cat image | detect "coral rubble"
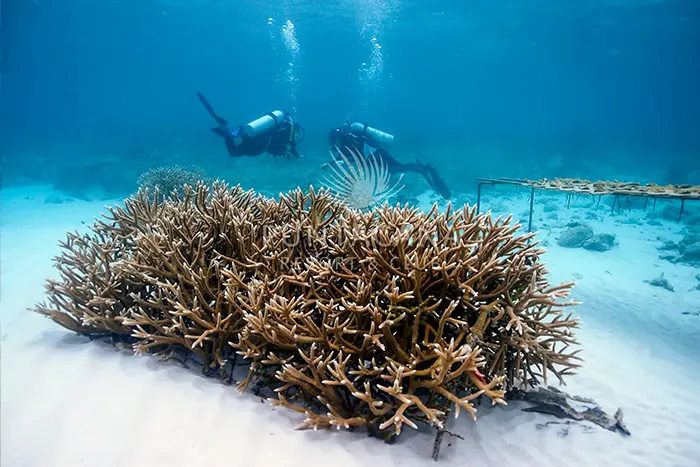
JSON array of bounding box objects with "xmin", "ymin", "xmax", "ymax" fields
[
  {"xmin": 32, "ymin": 183, "xmax": 582, "ymax": 443},
  {"xmin": 679, "ymin": 235, "xmax": 700, "ymax": 264},
  {"xmin": 656, "ymin": 234, "xmax": 700, "ymax": 266},
  {"xmin": 644, "ymin": 273, "xmax": 675, "ymax": 292}
]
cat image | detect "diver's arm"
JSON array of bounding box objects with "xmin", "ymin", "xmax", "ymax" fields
[
  {"xmin": 262, "ymin": 121, "xmax": 301, "ymax": 158},
  {"xmin": 289, "ymin": 144, "xmax": 304, "ymax": 158}
]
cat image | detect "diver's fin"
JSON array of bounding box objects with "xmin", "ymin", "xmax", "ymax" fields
[
  {"xmin": 412, "ymin": 155, "xmax": 450, "ymax": 199},
  {"xmin": 424, "ymin": 164, "xmax": 452, "ymax": 199},
  {"xmin": 197, "ymin": 92, "xmax": 228, "ymax": 128},
  {"xmin": 421, "ymin": 169, "xmax": 440, "ymax": 194}
]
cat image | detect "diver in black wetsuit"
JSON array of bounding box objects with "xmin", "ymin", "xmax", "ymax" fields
[
  {"xmin": 325, "ymin": 122, "xmax": 452, "ymax": 199},
  {"xmin": 197, "ymin": 92, "xmax": 304, "ymax": 158}
]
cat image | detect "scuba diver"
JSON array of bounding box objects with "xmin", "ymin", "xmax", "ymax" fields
[
  {"xmin": 197, "ymin": 92, "xmax": 304, "ymax": 158},
  {"xmin": 325, "ymin": 121, "xmax": 452, "ymax": 199}
]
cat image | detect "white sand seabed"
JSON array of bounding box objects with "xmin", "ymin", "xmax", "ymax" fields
[{"xmin": 2, "ymin": 185, "xmax": 700, "ymax": 467}]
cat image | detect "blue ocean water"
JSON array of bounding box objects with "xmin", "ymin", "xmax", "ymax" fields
[
  {"xmin": 4, "ymin": 4, "xmax": 700, "ymax": 465},
  {"xmin": 3, "ymin": 0, "xmax": 700, "ymax": 199}
]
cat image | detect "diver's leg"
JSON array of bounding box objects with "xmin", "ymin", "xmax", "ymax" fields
[
  {"xmin": 423, "ymin": 164, "xmax": 452, "ymax": 199},
  {"xmin": 390, "ymin": 161, "xmax": 452, "ymax": 199},
  {"xmin": 196, "ymin": 92, "xmax": 229, "ymax": 128},
  {"xmin": 197, "ymin": 92, "xmax": 245, "ymax": 157},
  {"xmin": 211, "ymin": 127, "xmax": 243, "ymax": 157}
]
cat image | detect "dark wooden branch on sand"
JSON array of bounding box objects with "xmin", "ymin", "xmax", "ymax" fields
[
  {"xmin": 508, "ymin": 386, "xmax": 630, "ymax": 436},
  {"xmin": 431, "ymin": 408, "xmax": 465, "ymax": 462}
]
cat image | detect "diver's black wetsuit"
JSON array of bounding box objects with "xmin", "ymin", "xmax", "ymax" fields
[
  {"xmin": 327, "ymin": 125, "xmax": 452, "ymax": 199},
  {"xmin": 197, "ymin": 92, "xmax": 302, "ymax": 158}
]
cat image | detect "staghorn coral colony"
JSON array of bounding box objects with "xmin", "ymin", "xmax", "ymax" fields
[{"xmin": 33, "ymin": 183, "xmax": 582, "ymax": 442}]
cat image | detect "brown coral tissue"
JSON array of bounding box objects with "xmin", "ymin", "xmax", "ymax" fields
[{"xmin": 33, "ymin": 182, "xmax": 582, "ymax": 442}]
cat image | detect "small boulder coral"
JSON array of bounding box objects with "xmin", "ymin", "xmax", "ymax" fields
[
  {"xmin": 557, "ymin": 223, "xmax": 594, "ymax": 248},
  {"xmin": 583, "ymin": 234, "xmax": 617, "ymax": 252},
  {"xmin": 33, "ymin": 183, "xmax": 582, "ymax": 442}
]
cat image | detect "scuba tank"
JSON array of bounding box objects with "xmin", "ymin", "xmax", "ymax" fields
[
  {"xmin": 242, "ymin": 110, "xmax": 286, "ymax": 137},
  {"xmin": 349, "ymin": 122, "xmax": 394, "ymax": 144}
]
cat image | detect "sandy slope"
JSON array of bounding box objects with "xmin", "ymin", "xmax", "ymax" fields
[{"xmin": 2, "ymin": 186, "xmax": 699, "ymax": 467}]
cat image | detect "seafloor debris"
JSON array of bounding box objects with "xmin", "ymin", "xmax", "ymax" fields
[
  {"xmin": 656, "ymin": 235, "xmax": 700, "ymax": 265},
  {"xmin": 507, "ymin": 386, "xmax": 630, "ymax": 436},
  {"xmin": 657, "ymin": 238, "xmax": 679, "ymax": 251},
  {"xmin": 31, "ymin": 181, "xmax": 584, "ymax": 456},
  {"xmin": 644, "ymin": 273, "xmax": 675, "ymax": 292},
  {"xmin": 679, "ymin": 235, "xmax": 700, "ymax": 263},
  {"xmin": 429, "ymin": 385, "xmax": 630, "ymax": 460},
  {"xmin": 659, "ymin": 254, "xmax": 682, "ymax": 264}
]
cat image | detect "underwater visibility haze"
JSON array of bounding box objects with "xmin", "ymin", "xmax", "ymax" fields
[{"xmin": 4, "ymin": 0, "xmax": 700, "ymax": 197}]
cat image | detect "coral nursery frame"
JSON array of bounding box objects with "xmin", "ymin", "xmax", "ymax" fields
[{"xmin": 476, "ymin": 177, "xmax": 700, "ymax": 233}]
